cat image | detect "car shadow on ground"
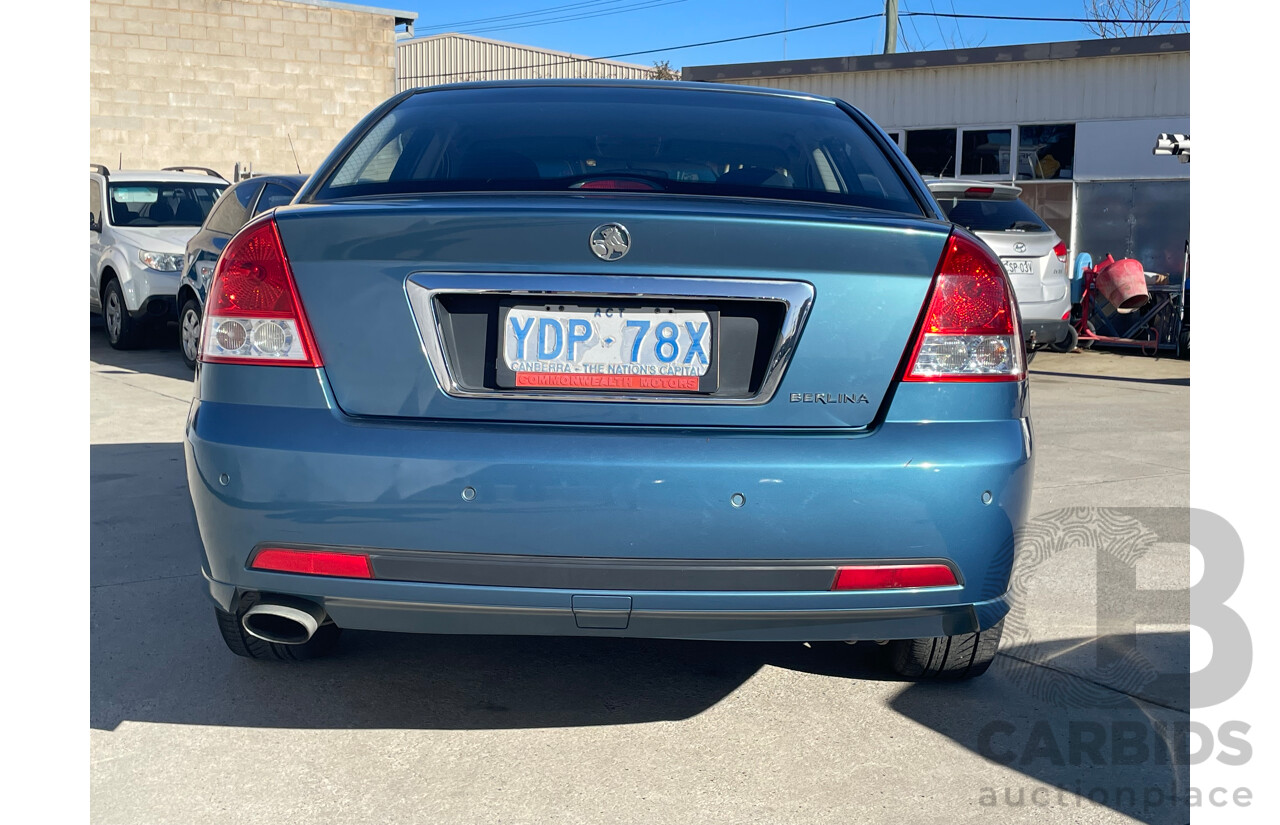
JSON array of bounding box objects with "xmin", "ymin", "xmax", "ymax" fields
[
  {"xmin": 886, "ymin": 633, "xmax": 1191, "ymax": 825},
  {"xmin": 89, "ymin": 315, "xmax": 193, "ymax": 382},
  {"xmin": 91, "ymin": 441, "xmax": 892, "ymax": 733},
  {"xmin": 1028, "ymin": 367, "xmax": 1190, "ymax": 388}
]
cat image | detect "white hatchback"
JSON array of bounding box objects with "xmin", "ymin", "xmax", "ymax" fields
[{"xmin": 927, "ymin": 179, "xmax": 1073, "ymax": 350}]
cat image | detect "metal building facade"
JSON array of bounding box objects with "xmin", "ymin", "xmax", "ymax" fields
[
  {"xmin": 685, "ymin": 35, "xmax": 1191, "ymax": 291},
  {"xmin": 397, "ymin": 33, "xmax": 660, "ymax": 90}
]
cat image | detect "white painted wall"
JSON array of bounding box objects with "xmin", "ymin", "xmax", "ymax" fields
[{"xmin": 1074, "ymin": 117, "xmax": 1191, "ymax": 180}]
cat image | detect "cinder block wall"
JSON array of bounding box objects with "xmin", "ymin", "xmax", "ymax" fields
[{"xmin": 90, "ymin": 0, "xmax": 399, "ymax": 179}]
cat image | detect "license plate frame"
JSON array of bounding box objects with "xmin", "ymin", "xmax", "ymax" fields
[
  {"xmin": 1001, "ymin": 258, "xmax": 1036, "ymax": 275},
  {"xmin": 495, "ymin": 301, "xmax": 720, "ymax": 394}
]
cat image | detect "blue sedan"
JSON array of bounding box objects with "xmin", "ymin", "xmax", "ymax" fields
[{"xmin": 185, "ymin": 80, "xmax": 1032, "ymax": 679}]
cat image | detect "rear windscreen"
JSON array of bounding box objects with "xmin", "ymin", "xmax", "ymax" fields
[
  {"xmin": 315, "ymin": 86, "xmax": 923, "ymax": 215},
  {"xmin": 934, "ymin": 196, "xmax": 1050, "ymax": 233}
]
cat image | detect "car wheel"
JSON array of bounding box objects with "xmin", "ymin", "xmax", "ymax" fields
[
  {"xmin": 886, "ymin": 618, "xmax": 1004, "ymax": 680},
  {"xmin": 215, "ymin": 607, "xmax": 342, "ymax": 661},
  {"xmin": 102, "ymin": 279, "xmax": 140, "ymax": 350},
  {"xmin": 1047, "ymin": 325, "xmax": 1079, "ymax": 353},
  {"xmin": 1177, "ymin": 327, "xmax": 1190, "ymax": 360},
  {"xmin": 179, "ymin": 298, "xmax": 202, "ymax": 370}
]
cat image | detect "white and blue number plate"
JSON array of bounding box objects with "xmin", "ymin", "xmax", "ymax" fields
[{"xmin": 502, "ymin": 305, "xmax": 713, "ymax": 392}]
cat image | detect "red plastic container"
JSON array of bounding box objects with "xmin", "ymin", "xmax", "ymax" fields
[{"xmin": 1093, "ymin": 254, "xmax": 1149, "ymax": 311}]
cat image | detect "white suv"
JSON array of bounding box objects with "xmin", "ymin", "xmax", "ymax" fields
[{"xmin": 90, "ymin": 165, "xmax": 228, "ymax": 349}]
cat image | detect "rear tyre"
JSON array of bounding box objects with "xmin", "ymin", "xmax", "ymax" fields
[
  {"xmin": 102, "ymin": 279, "xmax": 141, "ymax": 350},
  {"xmin": 179, "ymin": 298, "xmax": 202, "ymax": 370},
  {"xmin": 1048, "ymin": 325, "xmax": 1079, "ymax": 353},
  {"xmin": 887, "ymin": 618, "xmax": 1004, "ymax": 680},
  {"xmin": 214, "ymin": 607, "xmax": 342, "ymax": 661}
]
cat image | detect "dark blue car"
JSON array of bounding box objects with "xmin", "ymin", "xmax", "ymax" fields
[
  {"xmin": 185, "ymin": 81, "xmax": 1033, "ymax": 679},
  {"xmin": 177, "ymin": 173, "xmax": 307, "ymax": 368}
]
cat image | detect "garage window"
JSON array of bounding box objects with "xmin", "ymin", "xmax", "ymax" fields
[
  {"xmin": 904, "ymin": 129, "xmax": 956, "ymax": 177},
  {"xmin": 1017, "ymin": 124, "xmax": 1075, "ymax": 179},
  {"xmin": 960, "ymin": 128, "xmax": 1012, "ymax": 177}
]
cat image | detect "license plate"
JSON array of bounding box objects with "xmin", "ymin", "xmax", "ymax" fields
[
  {"xmin": 502, "ymin": 305, "xmax": 713, "ymax": 392},
  {"xmin": 1002, "ymin": 259, "xmax": 1035, "ymax": 275}
]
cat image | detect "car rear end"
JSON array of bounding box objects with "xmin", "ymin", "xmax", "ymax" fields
[
  {"xmin": 929, "ymin": 180, "xmax": 1071, "ymax": 348},
  {"xmin": 185, "ymin": 82, "xmax": 1033, "ymax": 677}
]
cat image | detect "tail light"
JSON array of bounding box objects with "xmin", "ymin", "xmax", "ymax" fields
[
  {"xmin": 1053, "ymin": 241, "xmax": 1068, "ymax": 263},
  {"xmin": 251, "ymin": 548, "xmax": 373, "ymax": 578},
  {"xmin": 831, "ymin": 563, "xmax": 958, "ymax": 590},
  {"xmin": 198, "ymin": 217, "xmax": 322, "ymax": 367},
  {"xmin": 904, "ymin": 230, "xmax": 1024, "ymax": 382}
]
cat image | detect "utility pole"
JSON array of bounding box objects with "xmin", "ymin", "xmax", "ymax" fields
[{"xmin": 883, "ymin": 0, "xmax": 899, "ymax": 54}]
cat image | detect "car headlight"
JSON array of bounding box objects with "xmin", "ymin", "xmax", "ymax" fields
[{"xmin": 138, "ymin": 250, "xmax": 183, "ymax": 272}]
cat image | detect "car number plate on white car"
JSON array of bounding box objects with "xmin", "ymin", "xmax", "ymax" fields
[
  {"xmin": 1002, "ymin": 259, "xmax": 1035, "ymax": 275},
  {"xmin": 502, "ymin": 306, "xmax": 713, "ymax": 392}
]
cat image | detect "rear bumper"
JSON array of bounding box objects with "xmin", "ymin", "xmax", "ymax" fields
[
  {"xmin": 1024, "ymin": 319, "xmax": 1072, "ymax": 346},
  {"xmin": 203, "ymin": 569, "xmax": 1012, "ymax": 641},
  {"xmin": 185, "ymin": 367, "xmax": 1033, "ymax": 643}
]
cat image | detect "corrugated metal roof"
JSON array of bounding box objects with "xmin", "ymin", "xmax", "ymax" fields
[
  {"xmin": 726, "ymin": 52, "xmax": 1189, "ymax": 127},
  {"xmin": 396, "ymin": 32, "xmax": 660, "ymax": 90},
  {"xmin": 682, "ymin": 33, "xmax": 1189, "ymax": 83}
]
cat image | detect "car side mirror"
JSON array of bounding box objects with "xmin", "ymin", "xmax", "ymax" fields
[{"xmin": 90, "ymin": 213, "xmax": 101, "ymax": 233}]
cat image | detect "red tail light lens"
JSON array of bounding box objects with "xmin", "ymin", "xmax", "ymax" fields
[
  {"xmin": 904, "ymin": 230, "xmax": 1024, "ymax": 382},
  {"xmin": 251, "ymin": 548, "xmax": 373, "ymax": 578},
  {"xmin": 1053, "ymin": 241, "xmax": 1068, "ymax": 263},
  {"xmin": 199, "ymin": 217, "xmax": 322, "ymax": 366},
  {"xmin": 963, "ymin": 186, "xmax": 994, "ymax": 197},
  {"xmin": 831, "ymin": 564, "xmax": 958, "ymax": 590}
]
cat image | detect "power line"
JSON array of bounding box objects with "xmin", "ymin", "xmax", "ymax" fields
[
  {"xmin": 449, "ymin": 1, "xmax": 690, "ymax": 38},
  {"xmin": 400, "ymin": 12, "xmax": 885, "ymax": 84},
  {"xmin": 415, "ymin": 0, "xmax": 634, "ymax": 32},
  {"xmin": 903, "ymin": 12, "xmax": 1189, "ymax": 24},
  {"xmin": 399, "ymin": 10, "xmax": 1190, "ymax": 85}
]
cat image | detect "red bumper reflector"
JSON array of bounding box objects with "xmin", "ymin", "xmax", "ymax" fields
[
  {"xmin": 515, "ymin": 372, "xmax": 699, "ymax": 391},
  {"xmin": 831, "ymin": 564, "xmax": 958, "ymax": 590},
  {"xmin": 251, "ymin": 548, "xmax": 374, "ymax": 579}
]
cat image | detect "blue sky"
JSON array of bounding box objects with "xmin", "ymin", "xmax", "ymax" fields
[{"xmin": 392, "ymin": 1, "xmax": 1188, "ymax": 69}]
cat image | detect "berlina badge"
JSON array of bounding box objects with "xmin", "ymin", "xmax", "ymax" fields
[{"xmin": 590, "ymin": 224, "xmax": 631, "ymax": 261}]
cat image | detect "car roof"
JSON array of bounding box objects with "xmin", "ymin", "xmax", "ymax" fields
[
  {"xmin": 410, "ymin": 77, "xmax": 840, "ymax": 106},
  {"xmin": 92, "ymin": 169, "xmax": 230, "ymax": 185},
  {"xmin": 232, "ymin": 173, "xmax": 308, "ymax": 189}
]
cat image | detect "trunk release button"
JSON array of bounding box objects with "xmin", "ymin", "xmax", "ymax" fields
[{"xmin": 571, "ymin": 595, "xmax": 632, "ymax": 629}]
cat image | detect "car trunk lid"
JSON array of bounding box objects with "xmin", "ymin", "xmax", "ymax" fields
[{"xmin": 275, "ymin": 194, "xmax": 950, "ymax": 429}]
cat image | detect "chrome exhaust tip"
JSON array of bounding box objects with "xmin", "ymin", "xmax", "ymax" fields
[{"xmin": 242, "ymin": 597, "xmax": 326, "ymax": 645}]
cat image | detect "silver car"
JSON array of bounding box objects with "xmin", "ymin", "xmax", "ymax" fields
[{"xmin": 927, "ymin": 179, "xmax": 1072, "ymax": 349}]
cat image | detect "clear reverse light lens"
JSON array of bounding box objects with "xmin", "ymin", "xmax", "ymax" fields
[
  {"xmin": 138, "ymin": 250, "xmax": 183, "ymax": 271},
  {"xmin": 203, "ymin": 317, "xmax": 305, "ymax": 361},
  {"xmin": 910, "ymin": 334, "xmax": 1020, "ymax": 377}
]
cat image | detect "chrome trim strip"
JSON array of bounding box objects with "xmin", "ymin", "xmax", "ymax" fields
[{"xmin": 405, "ymin": 273, "xmax": 815, "ymax": 405}]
